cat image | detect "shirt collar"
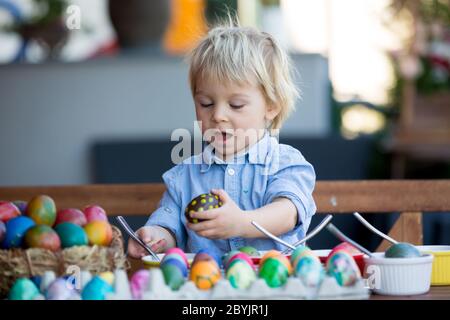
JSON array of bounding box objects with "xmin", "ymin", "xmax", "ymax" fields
[{"xmin": 200, "ymin": 131, "xmax": 272, "ymax": 173}]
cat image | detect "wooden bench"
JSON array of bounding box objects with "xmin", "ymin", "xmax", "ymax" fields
[{"xmin": 1, "ymin": 180, "xmax": 450, "ymax": 251}]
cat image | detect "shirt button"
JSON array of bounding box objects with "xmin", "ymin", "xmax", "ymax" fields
[{"xmin": 227, "ymin": 168, "xmax": 235, "ymax": 176}]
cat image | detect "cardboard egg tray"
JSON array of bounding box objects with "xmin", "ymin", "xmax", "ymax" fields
[{"xmin": 32, "ymin": 268, "xmax": 370, "ymax": 300}]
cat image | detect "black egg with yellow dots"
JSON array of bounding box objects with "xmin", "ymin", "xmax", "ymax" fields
[{"xmin": 185, "ymin": 193, "xmax": 223, "ymax": 224}]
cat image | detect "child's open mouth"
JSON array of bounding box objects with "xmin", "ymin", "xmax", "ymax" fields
[{"xmin": 214, "ymin": 131, "xmax": 233, "ymax": 144}]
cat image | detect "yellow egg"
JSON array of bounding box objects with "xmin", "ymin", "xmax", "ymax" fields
[{"xmin": 99, "ymin": 272, "xmax": 115, "ymax": 285}]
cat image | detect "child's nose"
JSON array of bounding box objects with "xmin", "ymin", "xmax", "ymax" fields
[{"xmin": 212, "ymin": 104, "xmax": 228, "ymax": 122}]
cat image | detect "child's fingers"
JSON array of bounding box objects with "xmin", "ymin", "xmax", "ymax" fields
[
  {"xmin": 211, "ymin": 188, "xmax": 230, "ymax": 203},
  {"xmin": 127, "ymin": 239, "xmax": 147, "ymax": 258},
  {"xmin": 150, "ymin": 239, "xmax": 167, "ymax": 253},
  {"xmin": 190, "ymin": 209, "xmax": 219, "ymax": 220},
  {"xmin": 187, "ymin": 219, "xmax": 216, "ymax": 232},
  {"xmin": 197, "ymin": 228, "xmax": 221, "ymax": 239},
  {"xmin": 136, "ymin": 227, "xmax": 153, "ymax": 243}
]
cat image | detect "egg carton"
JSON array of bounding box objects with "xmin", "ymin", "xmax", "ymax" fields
[{"xmin": 31, "ymin": 269, "xmax": 369, "ymax": 300}]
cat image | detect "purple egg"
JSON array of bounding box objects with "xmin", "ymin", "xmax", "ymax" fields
[
  {"xmin": 0, "ymin": 221, "xmax": 5, "ymax": 243},
  {"xmin": 46, "ymin": 278, "xmax": 79, "ymax": 300},
  {"xmin": 130, "ymin": 269, "xmax": 150, "ymax": 300},
  {"xmin": 13, "ymin": 200, "xmax": 28, "ymax": 215}
]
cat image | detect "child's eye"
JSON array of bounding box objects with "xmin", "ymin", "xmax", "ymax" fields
[
  {"xmin": 230, "ymin": 104, "xmax": 244, "ymax": 109},
  {"xmin": 200, "ymin": 103, "xmax": 213, "ymax": 108}
]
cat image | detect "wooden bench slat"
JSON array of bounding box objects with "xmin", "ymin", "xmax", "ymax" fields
[{"xmin": 0, "ymin": 180, "xmax": 449, "ymax": 215}]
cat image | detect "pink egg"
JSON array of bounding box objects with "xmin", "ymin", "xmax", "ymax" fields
[
  {"xmin": 226, "ymin": 252, "xmax": 255, "ymax": 270},
  {"xmin": 130, "ymin": 269, "xmax": 150, "ymax": 300},
  {"xmin": 55, "ymin": 208, "xmax": 87, "ymax": 226},
  {"xmin": 0, "ymin": 201, "xmax": 21, "ymax": 223},
  {"xmin": 83, "ymin": 205, "xmax": 108, "ymax": 223}
]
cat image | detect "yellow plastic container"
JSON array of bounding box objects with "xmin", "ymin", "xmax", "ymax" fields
[{"xmin": 417, "ymin": 246, "xmax": 450, "ymax": 285}]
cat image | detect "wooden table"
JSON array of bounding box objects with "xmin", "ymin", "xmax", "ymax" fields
[{"xmin": 127, "ymin": 258, "xmax": 450, "ymax": 300}]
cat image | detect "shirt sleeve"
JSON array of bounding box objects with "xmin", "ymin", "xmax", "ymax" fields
[
  {"xmin": 145, "ymin": 166, "xmax": 187, "ymax": 249},
  {"xmin": 262, "ymin": 146, "xmax": 317, "ymax": 236}
]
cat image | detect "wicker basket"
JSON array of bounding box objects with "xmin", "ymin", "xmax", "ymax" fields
[{"xmin": 0, "ymin": 226, "xmax": 129, "ymax": 297}]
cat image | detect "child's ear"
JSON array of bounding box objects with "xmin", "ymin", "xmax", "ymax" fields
[{"xmin": 265, "ymin": 103, "xmax": 281, "ymax": 121}]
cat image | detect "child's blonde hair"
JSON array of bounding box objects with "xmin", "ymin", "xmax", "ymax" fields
[{"xmin": 187, "ymin": 18, "xmax": 300, "ymax": 132}]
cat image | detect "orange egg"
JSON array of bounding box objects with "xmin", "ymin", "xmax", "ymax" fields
[
  {"xmin": 189, "ymin": 260, "xmax": 221, "ymax": 290},
  {"xmin": 84, "ymin": 220, "xmax": 112, "ymax": 246},
  {"xmin": 259, "ymin": 250, "xmax": 281, "ymax": 267}
]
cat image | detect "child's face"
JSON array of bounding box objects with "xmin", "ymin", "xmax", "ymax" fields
[{"xmin": 194, "ymin": 76, "xmax": 279, "ymax": 160}]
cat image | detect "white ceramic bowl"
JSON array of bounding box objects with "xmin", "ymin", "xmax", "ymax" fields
[{"xmin": 363, "ymin": 252, "xmax": 433, "ymax": 296}]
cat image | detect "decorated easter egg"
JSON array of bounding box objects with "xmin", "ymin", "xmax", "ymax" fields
[
  {"xmin": 190, "ymin": 260, "xmax": 221, "ymax": 290},
  {"xmin": 239, "ymin": 246, "xmax": 260, "ymax": 257},
  {"xmin": 385, "ymin": 242, "xmax": 421, "ymax": 258},
  {"xmin": 54, "ymin": 222, "xmax": 88, "ymax": 248},
  {"xmin": 162, "ymin": 253, "xmax": 189, "ymax": 269},
  {"xmin": 226, "ymin": 259, "xmax": 257, "ymax": 289},
  {"xmin": 130, "ymin": 269, "xmax": 150, "ymax": 299},
  {"xmin": 260, "ymin": 250, "xmax": 282, "ymax": 267},
  {"xmin": 162, "ymin": 263, "xmax": 186, "ymax": 290},
  {"xmin": 12, "ymin": 200, "xmax": 28, "ymax": 215},
  {"xmin": 222, "ymin": 250, "xmax": 241, "ymax": 267},
  {"xmin": 0, "ymin": 221, "xmax": 5, "ymax": 243},
  {"xmin": 326, "ymin": 251, "xmax": 361, "ymax": 287},
  {"xmin": 45, "ymin": 278, "xmax": 79, "ymax": 300},
  {"xmin": 83, "ymin": 205, "xmax": 108, "ymax": 223},
  {"xmin": 226, "ymin": 252, "xmax": 255, "ymax": 270},
  {"xmin": 294, "ymin": 254, "xmax": 325, "ymax": 287},
  {"xmin": 8, "ymin": 278, "xmax": 40, "ymax": 300},
  {"xmin": 185, "ymin": 193, "xmax": 222, "ymax": 223},
  {"xmin": 272, "ymin": 255, "xmax": 293, "ymax": 275},
  {"xmin": 82, "ymin": 276, "xmax": 114, "ymax": 300},
  {"xmin": 193, "ymin": 252, "xmax": 219, "ymax": 268},
  {"xmin": 55, "ymin": 208, "xmax": 87, "ymax": 227},
  {"xmin": 196, "ymin": 248, "xmax": 221, "ymax": 267},
  {"xmin": 25, "ymin": 225, "xmax": 61, "ymax": 251},
  {"xmin": 291, "ymin": 246, "xmax": 313, "ymax": 268},
  {"xmin": 84, "ymin": 220, "xmax": 113, "ymax": 246},
  {"xmin": 330, "ymin": 242, "xmax": 362, "ymax": 257},
  {"xmin": 2, "ymin": 216, "xmax": 35, "ymax": 249},
  {"xmin": 259, "ymin": 257, "xmax": 289, "ymax": 288},
  {"xmin": 26, "ymin": 195, "xmax": 56, "ymax": 226},
  {"xmin": 165, "ymin": 247, "xmax": 189, "ymax": 266},
  {"xmin": 0, "ymin": 201, "xmax": 21, "ymax": 223},
  {"xmin": 30, "ymin": 275, "xmax": 42, "ymax": 290},
  {"xmin": 161, "ymin": 256, "xmax": 188, "ymax": 277},
  {"xmin": 99, "ymin": 271, "xmax": 115, "ymax": 285}
]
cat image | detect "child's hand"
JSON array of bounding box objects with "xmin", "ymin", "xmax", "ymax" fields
[
  {"xmin": 127, "ymin": 225, "xmax": 169, "ymax": 258},
  {"xmin": 187, "ymin": 189, "xmax": 245, "ymax": 239}
]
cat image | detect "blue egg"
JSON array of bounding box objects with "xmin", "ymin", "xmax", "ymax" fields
[
  {"xmin": 2, "ymin": 216, "xmax": 35, "ymax": 249},
  {"xmin": 161, "ymin": 257, "xmax": 188, "ymax": 277},
  {"xmin": 81, "ymin": 276, "xmax": 114, "ymax": 300},
  {"xmin": 8, "ymin": 278, "xmax": 40, "ymax": 300},
  {"xmin": 30, "ymin": 276, "xmax": 42, "ymax": 291}
]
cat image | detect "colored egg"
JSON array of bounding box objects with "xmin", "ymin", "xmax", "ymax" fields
[
  {"xmin": 54, "ymin": 222, "xmax": 88, "ymax": 248},
  {"xmin": 291, "ymin": 245, "xmax": 313, "ymax": 267},
  {"xmin": 8, "ymin": 278, "xmax": 40, "ymax": 300},
  {"xmin": 2, "ymin": 216, "xmax": 35, "ymax": 249},
  {"xmin": 222, "ymin": 250, "xmax": 241, "ymax": 267},
  {"xmin": 259, "ymin": 250, "xmax": 282, "ymax": 267},
  {"xmin": 25, "ymin": 225, "xmax": 61, "ymax": 251},
  {"xmin": 99, "ymin": 271, "xmax": 115, "ymax": 285},
  {"xmin": 162, "ymin": 253, "xmax": 189, "ymax": 268},
  {"xmin": 161, "ymin": 257, "xmax": 188, "ymax": 277},
  {"xmin": 259, "ymin": 257, "xmax": 289, "ymax": 288},
  {"xmin": 12, "ymin": 200, "xmax": 28, "ymax": 215},
  {"xmin": 30, "ymin": 275, "xmax": 42, "ymax": 290},
  {"xmin": 130, "ymin": 269, "xmax": 150, "ymax": 299},
  {"xmin": 326, "ymin": 251, "xmax": 361, "ymax": 287},
  {"xmin": 330, "ymin": 242, "xmax": 362, "ymax": 257},
  {"xmin": 82, "ymin": 276, "xmax": 114, "ymax": 300},
  {"xmin": 0, "ymin": 221, "xmax": 5, "ymax": 243},
  {"xmin": 84, "ymin": 220, "xmax": 113, "ymax": 246},
  {"xmin": 226, "ymin": 259, "xmax": 256, "ymax": 289},
  {"xmin": 26, "ymin": 195, "xmax": 56, "ymax": 226},
  {"xmin": 196, "ymin": 248, "xmax": 222, "ymax": 267},
  {"xmin": 385, "ymin": 242, "xmax": 421, "ymax": 258},
  {"xmin": 0, "ymin": 201, "xmax": 21, "ymax": 223},
  {"xmin": 185, "ymin": 193, "xmax": 222, "ymax": 223},
  {"xmin": 193, "ymin": 252, "xmax": 220, "ymax": 269},
  {"xmin": 294, "ymin": 254, "xmax": 325, "ymax": 288},
  {"xmin": 226, "ymin": 252, "xmax": 255, "ymax": 270},
  {"xmin": 189, "ymin": 260, "xmax": 221, "ymax": 290},
  {"xmin": 162, "ymin": 263, "xmax": 186, "ymax": 290},
  {"xmin": 55, "ymin": 208, "xmax": 87, "ymax": 227},
  {"xmin": 272, "ymin": 255, "xmax": 293, "ymax": 275},
  {"xmin": 165, "ymin": 247, "xmax": 189, "ymax": 266},
  {"xmin": 239, "ymin": 246, "xmax": 260, "ymax": 257},
  {"xmin": 83, "ymin": 205, "xmax": 108, "ymax": 223},
  {"xmin": 46, "ymin": 278, "xmax": 79, "ymax": 300}
]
